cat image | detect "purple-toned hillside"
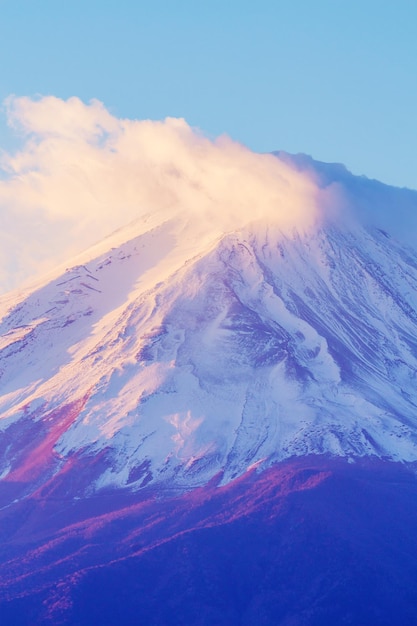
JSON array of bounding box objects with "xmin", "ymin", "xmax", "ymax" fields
[{"xmin": 1, "ymin": 458, "xmax": 417, "ymax": 624}]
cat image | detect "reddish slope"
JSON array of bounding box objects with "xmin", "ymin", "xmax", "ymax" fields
[{"xmin": 0, "ymin": 457, "xmax": 417, "ymax": 625}]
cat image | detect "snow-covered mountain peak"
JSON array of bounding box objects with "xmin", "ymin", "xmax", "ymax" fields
[{"xmin": 1, "ymin": 157, "xmax": 417, "ymax": 497}]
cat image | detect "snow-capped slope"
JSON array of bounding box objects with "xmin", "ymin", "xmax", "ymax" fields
[{"xmin": 1, "ymin": 160, "xmax": 417, "ymax": 496}]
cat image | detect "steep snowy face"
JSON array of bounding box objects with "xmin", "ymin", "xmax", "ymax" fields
[{"xmin": 1, "ymin": 205, "xmax": 417, "ymax": 493}]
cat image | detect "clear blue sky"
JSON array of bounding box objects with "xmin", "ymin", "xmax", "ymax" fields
[{"xmin": 0, "ymin": 0, "xmax": 416, "ymax": 189}]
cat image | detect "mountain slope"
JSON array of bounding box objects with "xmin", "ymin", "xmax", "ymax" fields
[
  {"xmin": 1, "ymin": 189, "xmax": 417, "ymax": 499},
  {"xmin": 1, "ymin": 458, "xmax": 417, "ymax": 626},
  {"xmin": 2, "ymin": 155, "xmax": 417, "ymax": 623}
]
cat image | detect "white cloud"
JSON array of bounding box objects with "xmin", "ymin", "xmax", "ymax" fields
[{"xmin": 0, "ymin": 95, "xmax": 326, "ymax": 294}]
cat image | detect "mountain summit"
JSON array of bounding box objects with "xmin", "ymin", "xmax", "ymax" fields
[
  {"xmin": 1, "ymin": 155, "xmax": 417, "ymax": 624},
  {"xmin": 1, "ymin": 155, "xmax": 417, "ymax": 496}
]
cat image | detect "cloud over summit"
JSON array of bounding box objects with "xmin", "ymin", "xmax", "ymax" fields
[{"xmin": 0, "ymin": 96, "xmax": 324, "ymax": 294}]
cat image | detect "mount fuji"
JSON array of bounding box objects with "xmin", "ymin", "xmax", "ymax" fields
[{"xmin": 1, "ymin": 153, "xmax": 417, "ymax": 624}]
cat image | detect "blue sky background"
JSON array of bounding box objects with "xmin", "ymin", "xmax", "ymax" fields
[{"xmin": 0, "ymin": 0, "xmax": 416, "ymax": 189}]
